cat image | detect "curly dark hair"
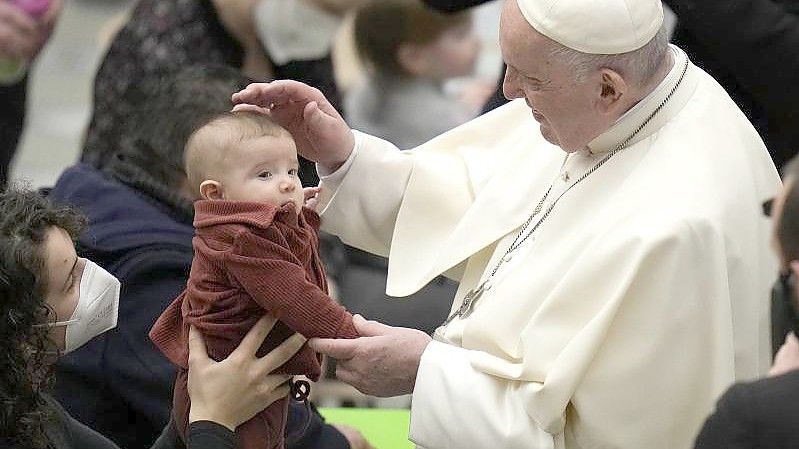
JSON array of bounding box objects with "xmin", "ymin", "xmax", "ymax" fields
[{"xmin": 0, "ymin": 187, "xmax": 86, "ymax": 449}]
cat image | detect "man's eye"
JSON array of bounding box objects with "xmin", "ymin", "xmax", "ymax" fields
[
  {"xmin": 258, "ymin": 171, "xmax": 272, "ymax": 179},
  {"xmin": 525, "ymin": 80, "xmax": 542, "ymax": 89},
  {"xmin": 288, "ymin": 169, "xmax": 298, "ymax": 176}
]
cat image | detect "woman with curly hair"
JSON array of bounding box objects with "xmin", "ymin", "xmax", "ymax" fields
[{"xmin": 0, "ymin": 187, "xmax": 305, "ymax": 449}]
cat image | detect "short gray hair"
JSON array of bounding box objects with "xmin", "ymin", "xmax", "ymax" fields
[{"xmin": 548, "ymin": 25, "xmax": 670, "ymax": 86}]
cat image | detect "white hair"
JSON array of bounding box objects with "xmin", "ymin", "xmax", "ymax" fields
[{"xmin": 548, "ymin": 25, "xmax": 671, "ymax": 86}]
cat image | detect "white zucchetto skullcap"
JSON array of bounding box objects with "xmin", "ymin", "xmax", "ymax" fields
[{"xmin": 516, "ymin": 0, "xmax": 664, "ymax": 54}]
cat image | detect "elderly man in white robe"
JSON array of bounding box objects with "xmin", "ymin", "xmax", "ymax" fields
[{"xmin": 232, "ymin": 0, "xmax": 780, "ymax": 447}]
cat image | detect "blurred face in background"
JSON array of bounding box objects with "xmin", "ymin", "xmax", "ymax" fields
[
  {"xmin": 425, "ymin": 19, "xmax": 481, "ymax": 79},
  {"xmin": 399, "ymin": 17, "xmax": 480, "ymax": 80}
]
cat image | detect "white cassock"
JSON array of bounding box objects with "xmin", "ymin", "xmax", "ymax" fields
[{"xmin": 317, "ymin": 46, "xmax": 780, "ymax": 449}]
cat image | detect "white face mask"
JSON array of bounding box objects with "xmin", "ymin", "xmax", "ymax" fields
[{"xmin": 39, "ymin": 260, "xmax": 121, "ymax": 354}]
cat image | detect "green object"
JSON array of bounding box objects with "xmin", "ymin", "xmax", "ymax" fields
[
  {"xmin": 0, "ymin": 58, "xmax": 27, "ymax": 86},
  {"xmin": 319, "ymin": 408, "xmax": 414, "ymax": 449}
]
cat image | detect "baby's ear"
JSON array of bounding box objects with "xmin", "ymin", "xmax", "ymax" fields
[{"xmin": 199, "ymin": 181, "xmax": 223, "ymax": 200}]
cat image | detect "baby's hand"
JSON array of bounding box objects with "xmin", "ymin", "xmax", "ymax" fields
[{"xmin": 304, "ymin": 187, "xmax": 321, "ymax": 209}]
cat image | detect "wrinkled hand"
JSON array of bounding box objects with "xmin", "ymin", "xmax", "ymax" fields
[
  {"xmin": 769, "ymin": 332, "xmax": 799, "ymax": 377},
  {"xmin": 232, "ymin": 80, "xmax": 354, "ymax": 171},
  {"xmin": 332, "ymin": 424, "xmax": 377, "ymax": 449},
  {"xmin": 309, "ymin": 315, "xmax": 432, "ymax": 397},
  {"xmin": 0, "ymin": 0, "xmax": 62, "ymax": 60},
  {"xmin": 187, "ymin": 315, "xmax": 307, "ymax": 430},
  {"xmin": 303, "ymin": 186, "xmax": 320, "ymax": 210}
]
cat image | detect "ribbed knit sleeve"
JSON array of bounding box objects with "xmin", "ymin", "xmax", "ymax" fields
[
  {"xmin": 226, "ymin": 231, "xmax": 358, "ymax": 339},
  {"xmin": 149, "ymin": 291, "xmax": 190, "ymax": 369}
]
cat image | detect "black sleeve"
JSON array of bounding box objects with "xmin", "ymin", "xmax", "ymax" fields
[
  {"xmin": 0, "ymin": 77, "xmax": 27, "ymax": 187},
  {"xmin": 663, "ymin": 0, "xmax": 799, "ymax": 124},
  {"xmin": 51, "ymin": 396, "xmax": 122, "ymax": 449},
  {"xmin": 421, "ymin": 0, "xmax": 495, "ymax": 13},
  {"xmin": 693, "ymin": 382, "xmax": 756, "ymax": 449},
  {"xmin": 148, "ymin": 419, "xmax": 236, "ymax": 449},
  {"xmin": 287, "ymin": 402, "xmax": 350, "ymax": 449},
  {"xmin": 185, "ymin": 422, "xmax": 236, "ymax": 449}
]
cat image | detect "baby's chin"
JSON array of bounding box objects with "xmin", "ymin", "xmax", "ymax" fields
[{"xmin": 279, "ymin": 199, "xmax": 300, "ymax": 212}]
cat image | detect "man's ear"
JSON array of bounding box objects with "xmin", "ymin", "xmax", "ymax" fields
[
  {"xmin": 597, "ymin": 68, "xmax": 627, "ymax": 112},
  {"xmin": 790, "ymin": 260, "xmax": 799, "ymax": 278},
  {"xmin": 199, "ymin": 180, "xmax": 224, "ymax": 200}
]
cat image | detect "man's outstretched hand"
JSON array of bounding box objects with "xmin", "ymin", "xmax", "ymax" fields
[
  {"xmin": 232, "ymin": 80, "xmax": 354, "ymax": 171},
  {"xmin": 309, "ymin": 315, "xmax": 432, "ymax": 397}
]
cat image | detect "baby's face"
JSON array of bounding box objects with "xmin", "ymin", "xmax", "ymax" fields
[{"xmin": 218, "ymin": 134, "xmax": 305, "ymax": 210}]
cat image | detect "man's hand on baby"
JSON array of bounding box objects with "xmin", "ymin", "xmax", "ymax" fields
[
  {"xmin": 309, "ymin": 315, "xmax": 432, "ymax": 397},
  {"xmin": 232, "ymin": 80, "xmax": 355, "ymax": 171},
  {"xmin": 303, "ymin": 187, "xmax": 320, "ymax": 210}
]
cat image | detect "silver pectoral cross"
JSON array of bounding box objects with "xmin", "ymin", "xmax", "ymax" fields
[{"xmin": 441, "ymin": 284, "xmax": 487, "ymax": 327}]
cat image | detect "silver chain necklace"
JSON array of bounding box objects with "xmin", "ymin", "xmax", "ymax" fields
[{"xmin": 442, "ymin": 58, "xmax": 689, "ymax": 327}]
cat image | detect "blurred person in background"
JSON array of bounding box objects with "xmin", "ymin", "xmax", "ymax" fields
[
  {"xmin": 80, "ymin": 0, "xmax": 343, "ymax": 186},
  {"xmin": 48, "ymin": 66, "xmax": 369, "ymax": 449},
  {"xmin": 694, "ymin": 155, "xmax": 799, "ymax": 448},
  {"xmin": 0, "ymin": 186, "xmax": 308, "ymax": 449},
  {"xmin": 422, "ymin": 0, "xmax": 507, "ymax": 113},
  {"xmin": 665, "ymin": 0, "xmax": 799, "ymax": 169},
  {"xmin": 331, "ymin": 0, "xmax": 483, "ymax": 335},
  {"xmin": 0, "ymin": 0, "xmax": 61, "ymax": 189},
  {"xmin": 347, "ymin": 0, "xmax": 481, "ymax": 149}
]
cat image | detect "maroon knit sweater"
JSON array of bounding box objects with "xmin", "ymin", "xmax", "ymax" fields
[{"xmin": 150, "ymin": 200, "xmax": 358, "ymax": 449}]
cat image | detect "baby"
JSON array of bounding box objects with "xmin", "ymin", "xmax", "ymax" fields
[{"xmin": 150, "ymin": 111, "xmax": 358, "ymax": 449}]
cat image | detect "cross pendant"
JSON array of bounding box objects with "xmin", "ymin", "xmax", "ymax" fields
[{"xmin": 441, "ymin": 285, "xmax": 485, "ymax": 327}]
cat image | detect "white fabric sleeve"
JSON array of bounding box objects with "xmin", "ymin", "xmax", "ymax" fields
[
  {"xmin": 316, "ymin": 131, "xmax": 415, "ymax": 258},
  {"xmin": 316, "ymin": 131, "xmax": 362, "ymax": 181},
  {"xmin": 410, "ymin": 341, "xmax": 558, "ymax": 449}
]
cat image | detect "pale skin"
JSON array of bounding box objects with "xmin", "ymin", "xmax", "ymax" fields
[
  {"xmin": 0, "ymin": 0, "xmax": 61, "ymax": 61},
  {"xmin": 230, "ymin": 0, "xmax": 675, "ymax": 398},
  {"xmin": 40, "ymin": 227, "xmax": 304, "ymax": 431}
]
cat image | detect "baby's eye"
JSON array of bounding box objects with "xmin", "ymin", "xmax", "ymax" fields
[
  {"xmin": 258, "ymin": 171, "xmax": 272, "ymax": 179},
  {"xmin": 288, "ymin": 168, "xmax": 298, "ymax": 176}
]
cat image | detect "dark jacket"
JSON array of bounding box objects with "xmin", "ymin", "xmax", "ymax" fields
[
  {"xmin": 49, "ymin": 164, "xmax": 348, "ymax": 449},
  {"xmin": 694, "ymin": 370, "xmax": 799, "ymax": 449},
  {"xmin": 0, "ymin": 77, "xmax": 27, "ymax": 187},
  {"xmin": 666, "ymin": 0, "xmax": 799, "ymax": 168},
  {"xmin": 3, "ymin": 394, "xmax": 235, "ymax": 449}
]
